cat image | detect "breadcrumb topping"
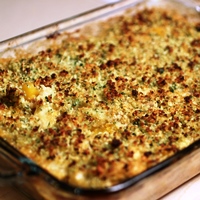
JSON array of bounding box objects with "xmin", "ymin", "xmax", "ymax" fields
[{"xmin": 0, "ymin": 7, "xmax": 200, "ymax": 188}]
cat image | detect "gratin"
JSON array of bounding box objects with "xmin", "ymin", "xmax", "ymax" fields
[{"xmin": 0, "ymin": 7, "xmax": 200, "ymax": 189}]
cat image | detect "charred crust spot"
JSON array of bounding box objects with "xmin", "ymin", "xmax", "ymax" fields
[
  {"xmin": 87, "ymin": 43, "xmax": 95, "ymax": 51},
  {"xmin": 46, "ymin": 32, "xmax": 60, "ymax": 39},
  {"xmin": 136, "ymin": 10, "xmax": 152, "ymax": 25},
  {"xmin": 99, "ymin": 58, "xmax": 121, "ymax": 70},
  {"xmin": 133, "ymin": 118, "xmax": 140, "ymax": 126},
  {"xmin": 122, "ymin": 130, "xmax": 131, "ymax": 138},
  {"xmin": 165, "ymin": 45, "xmax": 173, "ymax": 53},
  {"xmin": 23, "ymin": 67, "xmax": 31, "ymax": 74},
  {"xmin": 108, "ymin": 44, "xmax": 115, "ymax": 53},
  {"xmin": 106, "ymin": 59, "xmax": 118, "ymax": 67},
  {"xmin": 171, "ymin": 63, "xmax": 182, "ymax": 71},
  {"xmin": 0, "ymin": 103, "xmax": 6, "ymax": 110},
  {"xmin": 74, "ymin": 131, "xmax": 85, "ymax": 147},
  {"xmin": 144, "ymin": 151, "xmax": 152, "ymax": 157},
  {"xmin": 45, "ymin": 95, "xmax": 52, "ymax": 103},
  {"xmin": 59, "ymin": 102, "xmax": 65, "ymax": 106},
  {"xmin": 59, "ymin": 128, "xmax": 72, "ymax": 136},
  {"xmin": 64, "ymin": 89, "xmax": 69, "ymax": 97},
  {"xmin": 156, "ymin": 67, "xmax": 165, "ymax": 74},
  {"xmin": 132, "ymin": 89, "xmax": 138, "ymax": 97},
  {"xmin": 175, "ymin": 75, "xmax": 184, "ymax": 83},
  {"xmin": 0, "ymin": 86, "xmax": 19, "ymax": 107},
  {"xmin": 91, "ymin": 68, "xmax": 98, "ymax": 77},
  {"xmin": 37, "ymin": 76, "xmax": 53, "ymax": 87},
  {"xmin": 156, "ymin": 77, "xmax": 166, "ymax": 87},
  {"xmin": 59, "ymin": 70, "xmax": 68, "ymax": 77},
  {"xmin": 99, "ymin": 63, "xmax": 107, "ymax": 70},
  {"xmin": 158, "ymin": 88, "xmax": 165, "ymax": 94},
  {"xmin": 56, "ymin": 112, "xmax": 70, "ymax": 123},
  {"xmin": 142, "ymin": 76, "xmax": 147, "ymax": 82},
  {"xmin": 191, "ymin": 39, "xmax": 200, "ymax": 47},
  {"xmin": 195, "ymin": 109, "xmax": 200, "ymax": 114},
  {"xmin": 51, "ymin": 73, "xmax": 57, "ymax": 79},
  {"xmin": 32, "ymin": 126, "xmax": 39, "ymax": 132},
  {"xmin": 184, "ymin": 95, "xmax": 192, "ymax": 103},
  {"xmin": 195, "ymin": 23, "xmax": 200, "ymax": 32},
  {"xmin": 47, "ymin": 155, "xmax": 56, "ymax": 160},
  {"xmin": 69, "ymin": 160, "xmax": 76, "ymax": 167},
  {"xmin": 193, "ymin": 89, "xmax": 200, "ymax": 98},
  {"xmin": 110, "ymin": 138, "xmax": 122, "ymax": 148},
  {"xmin": 188, "ymin": 60, "xmax": 196, "ymax": 70},
  {"xmin": 103, "ymin": 80, "xmax": 121, "ymax": 100}
]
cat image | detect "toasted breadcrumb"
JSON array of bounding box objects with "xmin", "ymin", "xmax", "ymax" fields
[{"xmin": 0, "ymin": 8, "xmax": 200, "ymax": 188}]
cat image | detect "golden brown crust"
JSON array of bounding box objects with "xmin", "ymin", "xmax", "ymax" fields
[{"xmin": 0, "ymin": 8, "xmax": 200, "ymax": 188}]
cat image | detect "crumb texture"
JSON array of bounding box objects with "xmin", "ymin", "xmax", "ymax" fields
[{"xmin": 0, "ymin": 7, "xmax": 200, "ymax": 188}]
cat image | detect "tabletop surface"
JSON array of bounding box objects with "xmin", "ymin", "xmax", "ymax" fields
[
  {"xmin": 0, "ymin": 0, "xmax": 199, "ymax": 199},
  {"xmin": 0, "ymin": 174, "xmax": 199, "ymax": 200}
]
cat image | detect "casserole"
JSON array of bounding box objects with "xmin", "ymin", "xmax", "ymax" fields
[{"xmin": 0, "ymin": 0, "xmax": 200, "ymax": 199}]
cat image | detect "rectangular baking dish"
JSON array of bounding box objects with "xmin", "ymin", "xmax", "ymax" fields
[{"xmin": 0, "ymin": 0, "xmax": 200, "ymax": 199}]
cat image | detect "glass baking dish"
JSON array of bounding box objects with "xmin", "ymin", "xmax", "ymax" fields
[{"xmin": 0, "ymin": 0, "xmax": 200, "ymax": 199}]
